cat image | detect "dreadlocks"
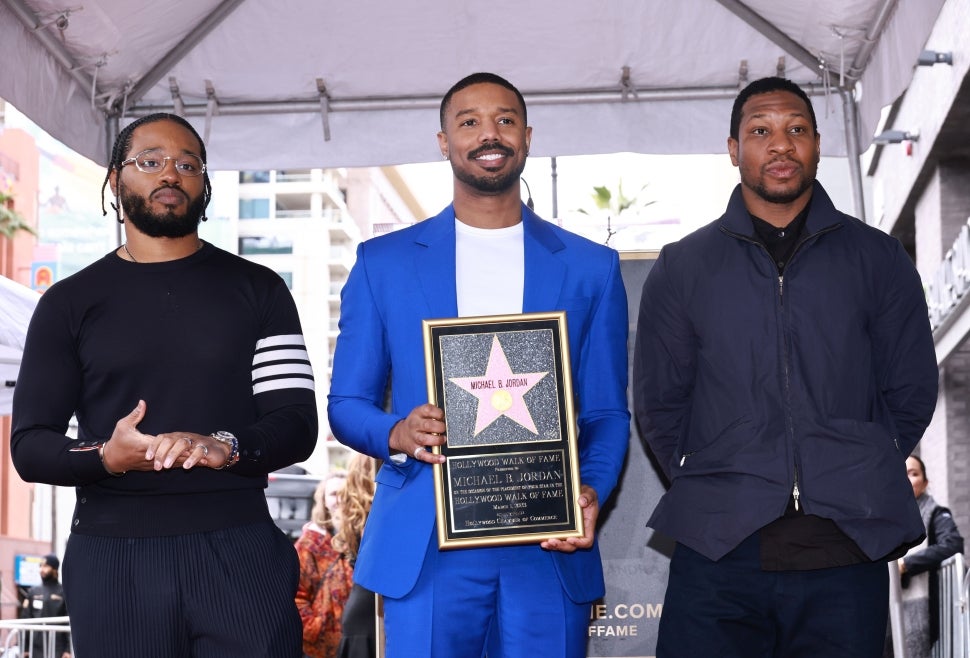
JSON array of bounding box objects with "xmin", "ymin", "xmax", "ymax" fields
[{"xmin": 101, "ymin": 113, "xmax": 212, "ymax": 224}]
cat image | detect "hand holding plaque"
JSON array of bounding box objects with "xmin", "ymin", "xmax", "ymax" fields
[{"xmin": 423, "ymin": 311, "xmax": 583, "ymax": 549}]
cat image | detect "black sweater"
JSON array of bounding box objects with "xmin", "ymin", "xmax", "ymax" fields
[{"xmin": 11, "ymin": 243, "xmax": 318, "ymax": 537}]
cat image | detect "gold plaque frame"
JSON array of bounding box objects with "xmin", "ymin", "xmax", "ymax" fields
[{"xmin": 423, "ymin": 311, "xmax": 583, "ymax": 549}]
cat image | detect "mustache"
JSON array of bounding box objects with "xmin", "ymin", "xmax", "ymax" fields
[
  {"xmin": 151, "ymin": 184, "xmax": 189, "ymax": 201},
  {"xmin": 468, "ymin": 142, "xmax": 514, "ymax": 159},
  {"xmin": 766, "ymin": 156, "xmax": 800, "ymax": 166}
]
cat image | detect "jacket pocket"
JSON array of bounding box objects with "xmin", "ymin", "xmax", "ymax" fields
[
  {"xmin": 375, "ymin": 462, "xmax": 407, "ymax": 488},
  {"xmin": 678, "ymin": 415, "xmax": 754, "ymax": 469},
  {"xmin": 797, "ymin": 417, "xmax": 907, "ymax": 518}
]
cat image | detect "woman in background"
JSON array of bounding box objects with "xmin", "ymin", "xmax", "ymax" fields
[
  {"xmin": 336, "ymin": 452, "xmax": 379, "ymax": 658},
  {"xmin": 295, "ymin": 469, "xmax": 352, "ymax": 658},
  {"xmin": 887, "ymin": 455, "xmax": 964, "ymax": 658}
]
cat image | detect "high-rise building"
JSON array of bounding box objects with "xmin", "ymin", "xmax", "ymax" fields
[{"xmin": 210, "ymin": 166, "xmax": 426, "ymax": 474}]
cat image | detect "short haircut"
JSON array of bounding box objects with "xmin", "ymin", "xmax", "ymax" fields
[
  {"xmin": 730, "ymin": 77, "xmax": 818, "ymax": 140},
  {"xmin": 101, "ymin": 113, "xmax": 212, "ymax": 219},
  {"xmin": 439, "ymin": 72, "xmax": 527, "ymax": 130}
]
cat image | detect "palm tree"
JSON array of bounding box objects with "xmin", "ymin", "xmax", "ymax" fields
[
  {"xmin": 577, "ymin": 180, "xmax": 654, "ymax": 246},
  {"xmin": 0, "ymin": 190, "xmax": 35, "ymax": 239}
]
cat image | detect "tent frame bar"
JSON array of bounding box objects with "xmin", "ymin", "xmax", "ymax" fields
[
  {"xmin": 1, "ymin": 0, "xmax": 245, "ymax": 114},
  {"xmin": 123, "ymin": 0, "xmax": 247, "ymax": 110},
  {"xmin": 120, "ymin": 83, "xmax": 836, "ymax": 119},
  {"xmin": 4, "ymin": 0, "xmax": 875, "ymax": 221},
  {"xmin": 2, "ymin": 0, "xmax": 96, "ymax": 97},
  {"xmin": 714, "ymin": 0, "xmax": 828, "ymax": 77}
]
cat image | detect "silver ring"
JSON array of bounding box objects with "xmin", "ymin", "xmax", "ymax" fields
[
  {"xmin": 182, "ymin": 436, "xmax": 193, "ymax": 448},
  {"xmin": 413, "ymin": 447, "xmax": 423, "ymax": 460},
  {"xmin": 200, "ymin": 445, "xmax": 209, "ymax": 457}
]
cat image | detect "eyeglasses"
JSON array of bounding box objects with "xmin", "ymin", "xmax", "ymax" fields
[{"xmin": 120, "ymin": 149, "xmax": 206, "ymax": 177}]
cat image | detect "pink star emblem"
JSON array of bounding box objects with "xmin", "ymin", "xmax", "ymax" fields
[{"xmin": 450, "ymin": 335, "xmax": 549, "ymax": 436}]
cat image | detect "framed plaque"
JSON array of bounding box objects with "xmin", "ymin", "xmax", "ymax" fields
[{"xmin": 423, "ymin": 311, "xmax": 583, "ymax": 549}]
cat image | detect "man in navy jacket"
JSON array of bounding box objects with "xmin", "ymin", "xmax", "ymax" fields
[{"xmin": 633, "ymin": 77, "xmax": 938, "ymax": 657}]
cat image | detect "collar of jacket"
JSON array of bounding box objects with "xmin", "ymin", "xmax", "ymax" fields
[
  {"xmin": 718, "ymin": 180, "xmax": 845, "ymax": 239},
  {"xmin": 413, "ymin": 202, "xmax": 564, "ymax": 252},
  {"xmin": 410, "ymin": 202, "xmax": 568, "ymax": 317}
]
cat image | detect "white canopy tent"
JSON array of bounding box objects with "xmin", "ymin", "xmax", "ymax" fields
[
  {"xmin": 0, "ymin": 0, "xmax": 947, "ymax": 219},
  {"xmin": 0, "ymin": 275, "xmax": 40, "ymax": 415}
]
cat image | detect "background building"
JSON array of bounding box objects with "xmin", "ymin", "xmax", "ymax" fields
[
  {"xmin": 209, "ymin": 166, "xmax": 425, "ymax": 473},
  {"xmin": 867, "ymin": 0, "xmax": 970, "ymax": 548}
]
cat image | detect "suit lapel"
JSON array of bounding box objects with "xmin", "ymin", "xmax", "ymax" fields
[
  {"xmin": 414, "ymin": 204, "xmax": 566, "ymax": 317},
  {"xmin": 414, "ymin": 206, "xmax": 459, "ymax": 318},
  {"xmin": 522, "ymin": 207, "xmax": 567, "ymax": 313}
]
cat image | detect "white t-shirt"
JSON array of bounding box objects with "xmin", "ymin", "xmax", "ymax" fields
[{"xmin": 455, "ymin": 218, "xmax": 525, "ymax": 317}]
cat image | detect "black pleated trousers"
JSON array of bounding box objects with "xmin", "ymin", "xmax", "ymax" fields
[{"xmin": 63, "ymin": 521, "xmax": 302, "ymax": 658}]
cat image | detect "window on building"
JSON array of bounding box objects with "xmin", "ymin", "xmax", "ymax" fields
[
  {"xmin": 239, "ymin": 171, "xmax": 271, "ymax": 183},
  {"xmin": 275, "ymin": 192, "xmax": 312, "ymax": 219},
  {"xmin": 277, "ymin": 169, "xmax": 312, "ymax": 182},
  {"xmin": 239, "ymin": 236, "xmax": 294, "ymax": 255},
  {"xmin": 239, "ymin": 198, "xmax": 271, "ymax": 219},
  {"xmin": 277, "ymin": 271, "xmax": 293, "ymax": 289}
]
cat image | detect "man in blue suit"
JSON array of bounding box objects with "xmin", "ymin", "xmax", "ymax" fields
[{"xmin": 328, "ymin": 72, "xmax": 630, "ymax": 657}]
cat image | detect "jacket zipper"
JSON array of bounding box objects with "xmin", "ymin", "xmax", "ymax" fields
[
  {"xmin": 720, "ymin": 222, "xmax": 840, "ymax": 513},
  {"xmin": 779, "ymin": 271, "xmax": 800, "ymax": 511},
  {"xmin": 777, "ymin": 225, "xmax": 840, "ymax": 511}
]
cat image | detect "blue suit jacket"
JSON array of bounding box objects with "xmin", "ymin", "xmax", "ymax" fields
[{"xmin": 328, "ymin": 204, "xmax": 630, "ymax": 602}]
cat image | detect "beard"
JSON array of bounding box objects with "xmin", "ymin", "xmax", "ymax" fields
[
  {"xmin": 119, "ymin": 184, "xmax": 204, "ymax": 238},
  {"xmin": 451, "ymin": 143, "xmax": 527, "ymax": 194},
  {"xmin": 747, "ymin": 156, "xmax": 818, "ymax": 205},
  {"xmin": 750, "ymin": 176, "xmax": 814, "ymax": 205}
]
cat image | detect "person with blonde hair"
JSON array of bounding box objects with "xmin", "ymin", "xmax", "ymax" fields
[
  {"xmin": 316, "ymin": 470, "xmax": 348, "ymax": 534},
  {"xmin": 332, "ymin": 453, "xmax": 376, "ymax": 562},
  {"xmin": 335, "ymin": 453, "xmax": 379, "ymax": 658},
  {"xmin": 295, "ymin": 470, "xmax": 351, "ymax": 658}
]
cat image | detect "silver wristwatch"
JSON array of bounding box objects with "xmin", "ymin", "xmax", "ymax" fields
[{"xmin": 210, "ymin": 431, "xmax": 240, "ymax": 469}]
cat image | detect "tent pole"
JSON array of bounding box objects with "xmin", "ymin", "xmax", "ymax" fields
[
  {"xmin": 840, "ymin": 88, "xmax": 867, "ymax": 223},
  {"xmin": 551, "ymin": 157, "xmax": 558, "ymax": 220}
]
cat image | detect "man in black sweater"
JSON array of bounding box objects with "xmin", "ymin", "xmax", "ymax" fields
[{"xmin": 12, "ymin": 114, "xmax": 318, "ymax": 657}]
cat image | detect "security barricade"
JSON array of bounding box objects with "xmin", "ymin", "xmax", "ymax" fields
[
  {"xmin": 933, "ymin": 553, "xmax": 968, "ymax": 658},
  {"xmin": 0, "ymin": 616, "xmax": 71, "ymax": 658}
]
